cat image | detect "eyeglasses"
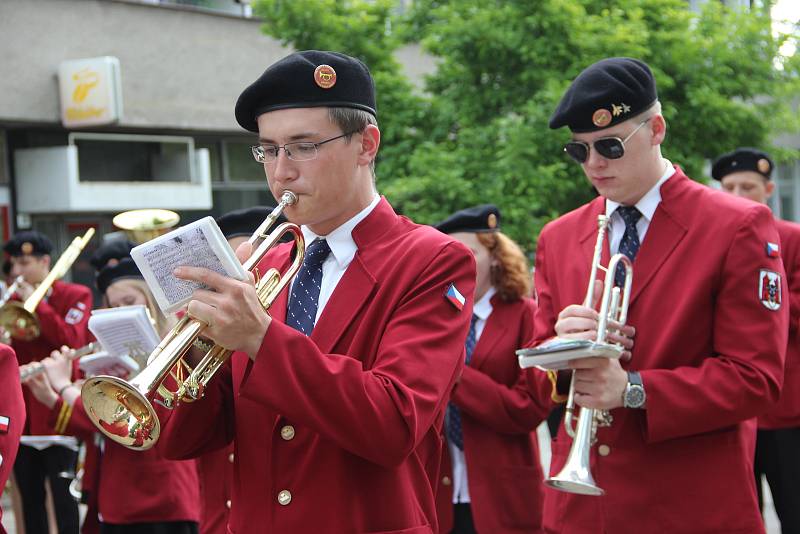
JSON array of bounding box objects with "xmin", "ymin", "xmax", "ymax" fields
[
  {"xmin": 564, "ymin": 118, "xmax": 652, "ymax": 164},
  {"xmin": 251, "ymin": 131, "xmax": 357, "ymax": 163}
]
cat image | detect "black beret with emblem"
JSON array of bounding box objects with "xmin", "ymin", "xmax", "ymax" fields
[
  {"xmin": 711, "ymin": 147, "xmax": 774, "ymax": 181},
  {"xmin": 549, "ymin": 57, "xmax": 658, "ymax": 133},
  {"xmin": 3, "ymin": 230, "xmax": 53, "ymax": 257},
  {"xmin": 90, "ymin": 239, "xmax": 136, "ymax": 271},
  {"xmin": 434, "ymin": 205, "xmax": 501, "ymax": 235},
  {"xmin": 96, "ymin": 258, "xmax": 143, "ymax": 295},
  {"xmin": 216, "ymin": 206, "xmax": 287, "ymax": 239},
  {"xmin": 235, "ymin": 50, "xmax": 377, "ymax": 133}
]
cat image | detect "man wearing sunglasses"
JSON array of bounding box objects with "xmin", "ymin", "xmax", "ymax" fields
[
  {"xmin": 525, "ymin": 57, "xmax": 788, "ymax": 533},
  {"xmin": 157, "ymin": 50, "xmax": 477, "ymax": 533},
  {"xmin": 713, "ymin": 147, "xmax": 800, "ymax": 534}
]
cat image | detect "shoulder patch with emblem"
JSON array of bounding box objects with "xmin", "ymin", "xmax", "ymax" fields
[
  {"xmin": 65, "ymin": 307, "xmax": 84, "ymax": 325},
  {"xmin": 759, "ymin": 269, "xmax": 782, "ymax": 311}
]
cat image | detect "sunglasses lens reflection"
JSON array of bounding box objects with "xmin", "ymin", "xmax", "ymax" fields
[{"xmin": 565, "ymin": 142, "xmax": 589, "ymax": 163}]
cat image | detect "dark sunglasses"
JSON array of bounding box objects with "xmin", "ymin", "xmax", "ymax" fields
[{"xmin": 564, "ymin": 118, "xmax": 652, "ymax": 164}]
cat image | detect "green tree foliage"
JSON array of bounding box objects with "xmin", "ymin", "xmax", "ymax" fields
[{"xmin": 254, "ymin": 0, "xmax": 798, "ymax": 252}]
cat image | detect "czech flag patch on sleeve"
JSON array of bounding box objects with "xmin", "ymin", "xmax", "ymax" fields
[
  {"xmin": 766, "ymin": 242, "xmax": 780, "ymax": 258},
  {"xmin": 444, "ymin": 283, "xmax": 466, "ymax": 311},
  {"xmin": 0, "ymin": 415, "xmax": 9, "ymax": 434}
]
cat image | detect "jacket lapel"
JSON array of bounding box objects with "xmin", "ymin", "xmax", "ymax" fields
[
  {"xmin": 629, "ymin": 173, "xmax": 688, "ymax": 304},
  {"xmin": 310, "ymin": 255, "xmax": 376, "ymax": 354},
  {"xmin": 468, "ymin": 298, "xmax": 507, "ymax": 371}
]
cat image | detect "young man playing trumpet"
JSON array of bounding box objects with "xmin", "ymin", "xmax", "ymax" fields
[
  {"xmin": 4, "ymin": 230, "xmax": 92, "ymax": 534},
  {"xmin": 527, "ymin": 58, "xmax": 787, "ymax": 533},
  {"xmin": 159, "ymin": 51, "xmax": 476, "ymax": 533}
]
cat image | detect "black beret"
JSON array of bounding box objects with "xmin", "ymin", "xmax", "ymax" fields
[
  {"xmin": 235, "ymin": 50, "xmax": 377, "ymax": 133},
  {"xmin": 711, "ymin": 147, "xmax": 774, "ymax": 181},
  {"xmin": 4, "ymin": 231, "xmax": 53, "ymax": 257},
  {"xmin": 435, "ymin": 205, "xmax": 501, "ymax": 235},
  {"xmin": 217, "ymin": 206, "xmax": 285, "ymax": 239},
  {"xmin": 90, "ymin": 239, "xmax": 136, "ymax": 271},
  {"xmin": 96, "ymin": 258, "xmax": 143, "ymax": 295},
  {"xmin": 550, "ymin": 57, "xmax": 657, "ymax": 133}
]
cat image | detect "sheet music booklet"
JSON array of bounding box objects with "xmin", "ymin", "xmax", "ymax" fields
[
  {"xmin": 84, "ymin": 305, "xmax": 161, "ymax": 376},
  {"xmin": 130, "ymin": 216, "xmax": 248, "ymax": 314}
]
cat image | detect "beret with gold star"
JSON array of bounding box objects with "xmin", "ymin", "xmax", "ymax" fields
[
  {"xmin": 711, "ymin": 147, "xmax": 774, "ymax": 181},
  {"xmin": 435, "ymin": 205, "xmax": 501, "ymax": 235},
  {"xmin": 235, "ymin": 50, "xmax": 377, "ymax": 133},
  {"xmin": 3, "ymin": 231, "xmax": 53, "ymax": 257},
  {"xmin": 549, "ymin": 57, "xmax": 657, "ymax": 133}
]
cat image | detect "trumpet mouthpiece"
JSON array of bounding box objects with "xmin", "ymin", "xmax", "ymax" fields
[{"xmin": 281, "ymin": 191, "xmax": 298, "ymax": 206}]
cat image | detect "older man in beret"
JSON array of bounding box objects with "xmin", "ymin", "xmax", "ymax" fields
[
  {"xmin": 3, "ymin": 230, "xmax": 92, "ymax": 534},
  {"xmin": 713, "ymin": 147, "xmax": 800, "ymax": 533},
  {"xmin": 524, "ymin": 58, "xmax": 787, "ymax": 533},
  {"xmin": 159, "ymin": 51, "xmax": 476, "ymax": 533}
]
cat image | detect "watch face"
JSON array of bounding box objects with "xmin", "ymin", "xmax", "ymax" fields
[{"xmin": 626, "ymin": 385, "xmax": 645, "ymax": 408}]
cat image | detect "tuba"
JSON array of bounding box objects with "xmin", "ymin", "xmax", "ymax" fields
[
  {"xmin": 81, "ymin": 191, "xmax": 304, "ymax": 450},
  {"xmin": 112, "ymin": 209, "xmax": 180, "ymax": 244},
  {"xmin": 518, "ymin": 214, "xmax": 632, "ymax": 495},
  {"xmin": 0, "ymin": 229, "xmax": 95, "ymax": 341}
]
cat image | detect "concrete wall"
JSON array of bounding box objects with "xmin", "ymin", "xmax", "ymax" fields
[{"xmin": 0, "ymin": 0, "xmax": 291, "ymax": 132}]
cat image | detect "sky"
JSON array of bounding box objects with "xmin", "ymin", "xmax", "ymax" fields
[{"xmin": 772, "ymin": 0, "xmax": 799, "ymax": 57}]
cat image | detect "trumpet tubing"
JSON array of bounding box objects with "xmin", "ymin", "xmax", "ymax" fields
[{"xmin": 82, "ymin": 191, "xmax": 304, "ymax": 450}]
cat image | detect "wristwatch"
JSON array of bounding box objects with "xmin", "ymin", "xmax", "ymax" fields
[{"xmin": 623, "ymin": 371, "xmax": 646, "ymax": 409}]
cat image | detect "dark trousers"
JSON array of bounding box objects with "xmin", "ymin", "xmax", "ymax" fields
[
  {"xmin": 100, "ymin": 522, "xmax": 199, "ymax": 534},
  {"xmin": 450, "ymin": 503, "xmax": 478, "ymax": 534},
  {"xmin": 13, "ymin": 444, "xmax": 80, "ymax": 534},
  {"xmin": 755, "ymin": 427, "xmax": 800, "ymax": 534}
]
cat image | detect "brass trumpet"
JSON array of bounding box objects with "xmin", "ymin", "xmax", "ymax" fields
[
  {"xmin": 546, "ymin": 214, "xmax": 632, "ymax": 496},
  {"xmin": 0, "ymin": 276, "xmax": 24, "ymax": 309},
  {"xmin": 81, "ymin": 191, "xmax": 304, "ymax": 450},
  {"xmin": 0, "ymin": 229, "xmax": 95, "ymax": 341},
  {"xmin": 19, "ymin": 342, "xmax": 102, "ymax": 380}
]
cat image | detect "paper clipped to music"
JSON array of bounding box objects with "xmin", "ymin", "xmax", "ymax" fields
[
  {"xmin": 86, "ymin": 305, "xmax": 161, "ymax": 375},
  {"xmin": 130, "ymin": 217, "xmax": 248, "ymax": 314}
]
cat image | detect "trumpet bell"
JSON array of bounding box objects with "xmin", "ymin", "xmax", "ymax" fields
[
  {"xmin": 0, "ymin": 302, "xmax": 39, "ymax": 341},
  {"xmin": 81, "ymin": 376, "xmax": 160, "ymax": 450},
  {"xmin": 113, "ymin": 209, "xmax": 180, "ymax": 244}
]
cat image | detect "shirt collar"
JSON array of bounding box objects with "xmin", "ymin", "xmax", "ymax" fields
[
  {"xmin": 300, "ymin": 194, "xmax": 381, "ymax": 268},
  {"xmin": 605, "ymin": 159, "xmax": 675, "ymax": 222},
  {"xmin": 473, "ymin": 286, "xmax": 496, "ymax": 321}
]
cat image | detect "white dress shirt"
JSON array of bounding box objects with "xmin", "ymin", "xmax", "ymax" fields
[
  {"xmin": 605, "ymin": 160, "xmax": 675, "ymax": 254},
  {"xmin": 292, "ymin": 194, "xmax": 381, "ymax": 323},
  {"xmin": 450, "ymin": 285, "xmax": 496, "ymax": 504}
]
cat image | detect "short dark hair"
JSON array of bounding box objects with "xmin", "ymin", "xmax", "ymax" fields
[{"xmin": 328, "ymin": 107, "xmax": 378, "ymax": 177}]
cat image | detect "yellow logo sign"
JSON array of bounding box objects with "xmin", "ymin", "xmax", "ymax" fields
[{"xmin": 72, "ymin": 68, "xmax": 100, "ymax": 103}]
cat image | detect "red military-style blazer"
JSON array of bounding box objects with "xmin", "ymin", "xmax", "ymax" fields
[
  {"xmin": 197, "ymin": 443, "xmax": 234, "ymax": 534},
  {"xmin": 49, "ymin": 397, "xmax": 200, "ymax": 526},
  {"xmin": 14, "ymin": 280, "xmax": 92, "ymax": 435},
  {"xmin": 159, "ymin": 198, "xmax": 477, "ymax": 534},
  {"xmin": 760, "ymin": 217, "xmax": 800, "ymax": 429},
  {"xmin": 528, "ymin": 169, "xmax": 788, "ymax": 534},
  {"xmin": 0, "ymin": 345, "xmax": 25, "ymax": 534},
  {"xmin": 436, "ymin": 295, "xmax": 546, "ymax": 534}
]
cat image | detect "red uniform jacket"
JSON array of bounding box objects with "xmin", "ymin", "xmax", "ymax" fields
[
  {"xmin": 0, "ymin": 345, "xmax": 25, "ymax": 534},
  {"xmin": 197, "ymin": 443, "xmax": 234, "ymax": 534},
  {"xmin": 436, "ymin": 296, "xmax": 546, "ymax": 534},
  {"xmin": 50, "ymin": 397, "xmax": 200, "ymax": 525},
  {"xmin": 760, "ymin": 217, "xmax": 800, "ymax": 429},
  {"xmin": 528, "ymin": 169, "xmax": 788, "ymax": 534},
  {"xmin": 160, "ymin": 198, "xmax": 477, "ymax": 534},
  {"xmin": 14, "ymin": 280, "xmax": 92, "ymax": 435}
]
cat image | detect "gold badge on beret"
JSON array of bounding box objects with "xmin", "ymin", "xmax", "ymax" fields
[
  {"xmin": 314, "ymin": 65, "xmax": 337, "ymax": 89},
  {"xmin": 758, "ymin": 158, "xmax": 771, "ymax": 174},
  {"xmin": 21, "ymin": 242, "xmax": 33, "ymax": 255},
  {"xmin": 487, "ymin": 213, "xmax": 498, "ymax": 229},
  {"xmin": 592, "ymin": 108, "xmax": 612, "ymax": 128}
]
